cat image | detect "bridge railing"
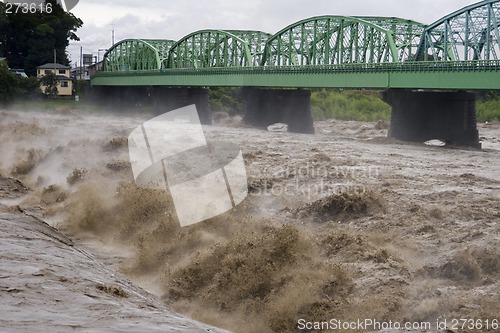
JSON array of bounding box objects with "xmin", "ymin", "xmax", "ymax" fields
[{"xmin": 93, "ymin": 60, "xmax": 500, "ymax": 77}]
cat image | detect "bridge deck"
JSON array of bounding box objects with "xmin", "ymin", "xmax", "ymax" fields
[{"xmin": 92, "ymin": 61, "xmax": 500, "ymax": 90}]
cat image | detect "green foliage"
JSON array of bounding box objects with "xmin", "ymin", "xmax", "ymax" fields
[
  {"xmin": 9, "ymin": 98, "xmax": 79, "ymax": 112},
  {"xmin": 0, "ymin": 1, "xmax": 83, "ymax": 76},
  {"xmin": 209, "ymin": 87, "xmax": 245, "ymax": 116},
  {"xmin": 311, "ymin": 89, "xmax": 500, "ymax": 123},
  {"xmin": 17, "ymin": 76, "xmax": 41, "ymax": 98},
  {"xmin": 74, "ymin": 80, "xmax": 91, "ymax": 96},
  {"xmin": 477, "ymin": 97, "xmax": 500, "ymax": 122},
  {"xmin": 0, "ymin": 60, "xmax": 18, "ymax": 104},
  {"xmin": 39, "ymin": 71, "xmax": 58, "ymax": 98},
  {"xmin": 477, "ymin": 90, "xmax": 500, "ymax": 101},
  {"xmin": 311, "ymin": 89, "xmax": 391, "ymax": 121}
]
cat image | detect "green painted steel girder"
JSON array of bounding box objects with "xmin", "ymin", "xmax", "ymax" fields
[
  {"xmin": 416, "ymin": 0, "xmax": 500, "ymax": 61},
  {"xmin": 142, "ymin": 39, "xmax": 178, "ymax": 68},
  {"xmin": 92, "ymin": 60, "xmax": 500, "ymax": 90},
  {"xmin": 225, "ymin": 30, "xmax": 273, "ymax": 65},
  {"xmin": 102, "ymin": 39, "xmax": 176, "ymax": 71},
  {"xmin": 167, "ymin": 30, "xmax": 270, "ymax": 68},
  {"xmin": 261, "ymin": 16, "xmax": 402, "ymax": 67},
  {"xmin": 359, "ymin": 17, "xmax": 426, "ymax": 61}
]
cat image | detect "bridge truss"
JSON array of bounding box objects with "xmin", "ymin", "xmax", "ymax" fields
[
  {"xmin": 96, "ymin": 0, "xmax": 500, "ymax": 90},
  {"xmin": 261, "ymin": 16, "xmax": 425, "ymax": 66},
  {"xmin": 102, "ymin": 39, "xmax": 176, "ymax": 71},
  {"xmin": 416, "ymin": 0, "xmax": 500, "ymax": 61},
  {"xmin": 166, "ymin": 30, "xmax": 272, "ymax": 69}
]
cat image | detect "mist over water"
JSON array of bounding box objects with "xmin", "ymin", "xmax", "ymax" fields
[{"xmin": 1, "ymin": 107, "xmax": 500, "ymax": 332}]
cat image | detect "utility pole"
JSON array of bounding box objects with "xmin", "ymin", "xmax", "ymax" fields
[
  {"xmin": 79, "ymin": 46, "xmax": 83, "ymax": 80},
  {"xmin": 53, "ymin": 49, "xmax": 56, "ymax": 74}
]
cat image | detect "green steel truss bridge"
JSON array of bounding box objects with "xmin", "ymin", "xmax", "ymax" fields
[{"xmin": 92, "ymin": 0, "xmax": 500, "ymax": 90}]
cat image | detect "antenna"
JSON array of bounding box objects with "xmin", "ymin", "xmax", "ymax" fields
[{"xmin": 110, "ymin": 23, "xmax": 117, "ymax": 46}]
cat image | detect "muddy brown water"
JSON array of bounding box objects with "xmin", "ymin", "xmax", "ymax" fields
[{"xmin": 0, "ymin": 108, "xmax": 499, "ymax": 333}]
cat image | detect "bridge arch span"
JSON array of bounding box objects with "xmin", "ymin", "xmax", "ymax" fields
[
  {"xmin": 416, "ymin": 0, "xmax": 500, "ymax": 61},
  {"xmin": 358, "ymin": 17, "xmax": 426, "ymax": 62},
  {"xmin": 102, "ymin": 39, "xmax": 176, "ymax": 72},
  {"xmin": 167, "ymin": 30, "xmax": 271, "ymax": 69},
  {"xmin": 260, "ymin": 16, "xmax": 419, "ymax": 66}
]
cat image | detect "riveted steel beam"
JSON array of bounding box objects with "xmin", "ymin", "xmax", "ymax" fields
[
  {"xmin": 167, "ymin": 30, "xmax": 270, "ymax": 68},
  {"xmin": 92, "ymin": 60, "xmax": 500, "ymax": 90},
  {"xmin": 102, "ymin": 39, "xmax": 176, "ymax": 71},
  {"xmin": 261, "ymin": 16, "xmax": 402, "ymax": 66},
  {"xmin": 416, "ymin": 0, "xmax": 500, "ymax": 61}
]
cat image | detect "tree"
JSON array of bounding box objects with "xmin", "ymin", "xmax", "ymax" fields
[
  {"xmin": 39, "ymin": 71, "xmax": 58, "ymax": 98},
  {"xmin": 0, "ymin": 60, "xmax": 18, "ymax": 105},
  {"xmin": 18, "ymin": 76, "xmax": 41, "ymax": 98},
  {"xmin": 0, "ymin": 1, "xmax": 83, "ymax": 76}
]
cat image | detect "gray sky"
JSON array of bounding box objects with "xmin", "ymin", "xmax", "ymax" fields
[{"xmin": 67, "ymin": 0, "xmax": 475, "ymax": 65}]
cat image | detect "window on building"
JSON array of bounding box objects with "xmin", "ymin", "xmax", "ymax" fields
[
  {"xmin": 44, "ymin": 70, "xmax": 51, "ymax": 74},
  {"xmin": 61, "ymin": 81, "xmax": 69, "ymax": 88},
  {"xmin": 59, "ymin": 69, "xmax": 66, "ymax": 75}
]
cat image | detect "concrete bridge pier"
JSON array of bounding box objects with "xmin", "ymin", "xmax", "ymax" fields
[
  {"xmin": 242, "ymin": 88, "xmax": 315, "ymax": 134},
  {"xmin": 383, "ymin": 89, "xmax": 481, "ymax": 149},
  {"xmin": 152, "ymin": 87, "xmax": 211, "ymax": 125}
]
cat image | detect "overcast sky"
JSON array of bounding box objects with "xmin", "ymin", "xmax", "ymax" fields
[{"xmin": 67, "ymin": 0, "xmax": 475, "ymax": 65}]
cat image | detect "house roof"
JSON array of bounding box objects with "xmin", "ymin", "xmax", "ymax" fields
[
  {"xmin": 9, "ymin": 69, "xmax": 28, "ymax": 78},
  {"xmin": 37, "ymin": 63, "xmax": 70, "ymax": 69}
]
